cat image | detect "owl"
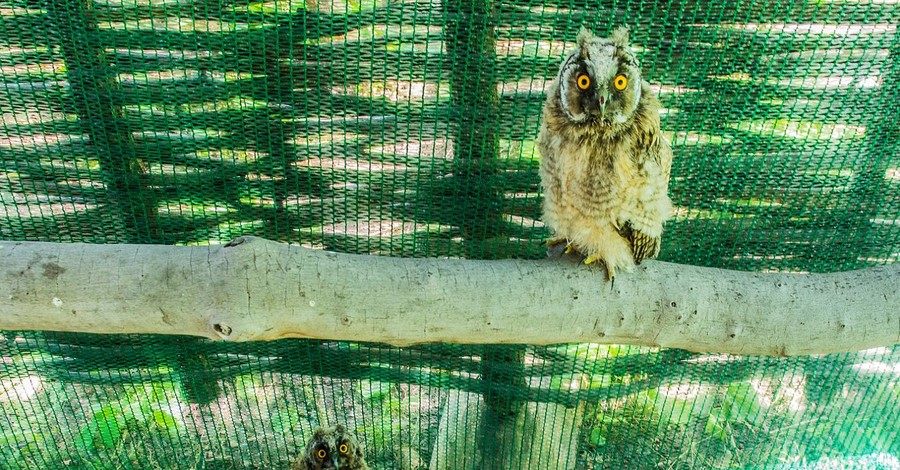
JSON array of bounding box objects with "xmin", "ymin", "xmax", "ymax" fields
[
  {"xmin": 537, "ymin": 27, "xmax": 673, "ymax": 281},
  {"xmin": 292, "ymin": 424, "xmax": 369, "ymax": 470}
]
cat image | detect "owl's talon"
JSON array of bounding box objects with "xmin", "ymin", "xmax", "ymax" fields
[
  {"xmin": 584, "ymin": 255, "xmax": 616, "ymax": 282},
  {"xmin": 564, "ymin": 243, "xmax": 576, "ymax": 254}
]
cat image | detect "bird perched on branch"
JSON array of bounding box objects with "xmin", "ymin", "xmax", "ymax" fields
[
  {"xmin": 538, "ymin": 26, "xmax": 673, "ymax": 281},
  {"xmin": 292, "ymin": 424, "xmax": 369, "ymax": 470}
]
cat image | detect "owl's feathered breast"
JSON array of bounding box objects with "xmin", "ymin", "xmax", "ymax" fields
[
  {"xmin": 538, "ymin": 76, "xmax": 672, "ymax": 278},
  {"xmin": 538, "ymin": 80, "xmax": 661, "ymax": 220}
]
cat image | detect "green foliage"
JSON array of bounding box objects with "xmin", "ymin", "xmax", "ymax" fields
[
  {"xmin": 704, "ymin": 382, "xmax": 765, "ymax": 442},
  {"xmin": 74, "ymin": 384, "xmax": 182, "ymax": 454}
]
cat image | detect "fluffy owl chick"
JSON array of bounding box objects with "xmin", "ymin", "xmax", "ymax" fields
[
  {"xmin": 292, "ymin": 424, "xmax": 369, "ymax": 470},
  {"xmin": 538, "ymin": 27, "xmax": 673, "ymax": 280}
]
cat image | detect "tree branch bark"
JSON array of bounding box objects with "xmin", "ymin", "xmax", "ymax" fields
[{"xmin": 1, "ymin": 236, "xmax": 897, "ymax": 356}]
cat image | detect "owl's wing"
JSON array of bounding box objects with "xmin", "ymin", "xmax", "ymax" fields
[
  {"xmin": 616, "ymin": 221, "xmax": 660, "ymax": 264},
  {"xmin": 622, "ymin": 89, "xmax": 673, "ymax": 264}
]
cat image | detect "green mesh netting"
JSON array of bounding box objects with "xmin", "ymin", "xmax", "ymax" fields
[{"xmin": 1, "ymin": 0, "xmax": 899, "ymax": 468}]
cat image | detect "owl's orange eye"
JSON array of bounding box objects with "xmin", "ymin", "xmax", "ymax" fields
[
  {"xmin": 339, "ymin": 443, "xmax": 349, "ymax": 454},
  {"xmin": 316, "ymin": 449, "xmax": 327, "ymax": 459},
  {"xmin": 576, "ymin": 74, "xmax": 591, "ymax": 90},
  {"xmin": 613, "ymin": 74, "xmax": 628, "ymax": 90}
]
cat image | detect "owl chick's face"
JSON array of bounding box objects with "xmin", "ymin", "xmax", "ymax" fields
[
  {"xmin": 556, "ymin": 27, "xmax": 643, "ymax": 125},
  {"xmin": 301, "ymin": 425, "xmax": 366, "ymax": 470}
]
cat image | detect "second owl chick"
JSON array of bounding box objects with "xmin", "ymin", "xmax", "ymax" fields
[
  {"xmin": 538, "ymin": 27, "xmax": 673, "ymax": 280},
  {"xmin": 292, "ymin": 424, "xmax": 369, "ymax": 470}
]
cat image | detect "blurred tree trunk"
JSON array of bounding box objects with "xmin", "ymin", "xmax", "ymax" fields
[
  {"xmin": 444, "ymin": 0, "xmax": 505, "ymax": 259},
  {"xmin": 429, "ymin": 390, "xmax": 585, "ymax": 470},
  {"xmin": 47, "ymin": 0, "xmax": 160, "ymax": 243},
  {"xmin": 842, "ymin": 31, "xmax": 899, "ymax": 270},
  {"xmin": 434, "ymin": 1, "xmax": 582, "ymax": 465},
  {"xmin": 47, "ymin": 0, "xmax": 213, "ymax": 406}
]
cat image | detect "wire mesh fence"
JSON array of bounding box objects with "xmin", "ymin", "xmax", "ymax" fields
[{"xmin": 1, "ymin": 0, "xmax": 898, "ymax": 468}]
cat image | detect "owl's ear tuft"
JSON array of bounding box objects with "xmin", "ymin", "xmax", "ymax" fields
[
  {"xmin": 610, "ymin": 27, "xmax": 629, "ymax": 47},
  {"xmin": 576, "ymin": 26, "xmax": 594, "ymax": 47}
]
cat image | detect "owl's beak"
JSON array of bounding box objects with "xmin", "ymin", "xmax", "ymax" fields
[{"xmin": 595, "ymin": 91, "xmax": 609, "ymax": 117}]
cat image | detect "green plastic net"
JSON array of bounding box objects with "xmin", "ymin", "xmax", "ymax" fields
[{"xmin": 1, "ymin": 0, "xmax": 898, "ymax": 468}]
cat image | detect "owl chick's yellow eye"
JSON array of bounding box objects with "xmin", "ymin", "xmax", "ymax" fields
[
  {"xmin": 316, "ymin": 449, "xmax": 327, "ymax": 459},
  {"xmin": 576, "ymin": 74, "xmax": 591, "ymax": 90},
  {"xmin": 613, "ymin": 75, "xmax": 628, "ymax": 90},
  {"xmin": 339, "ymin": 444, "xmax": 349, "ymax": 454}
]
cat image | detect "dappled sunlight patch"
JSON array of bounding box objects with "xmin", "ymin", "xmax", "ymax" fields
[
  {"xmin": 104, "ymin": 18, "xmax": 241, "ymax": 33},
  {"xmin": 496, "ymin": 39, "xmax": 569, "ymax": 57},
  {"xmin": 169, "ymin": 96, "xmax": 270, "ymax": 113},
  {"xmin": 721, "ymin": 23, "xmax": 896, "ymax": 36},
  {"xmin": 302, "ymin": 1, "xmax": 412, "ymax": 17},
  {"xmin": 369, "ymin": 139, "xmax": 452, "ymax": 159},
  {"xmin": 333, "ymin": 80, "xmax": 449, "ymax": 103},
  {"xmin": 886, "ymin": 168, "xmax": 900, "ymax": 182},
  {"xmin": 652, "ymin": 383, "xmax": 717, "ymax": 423},
  {"xmin": 716, "ymin": 196, "xmax": 785, "ymax": 208},
  {"xmin": 310, "ymin": 24, "xmax": 442, "ymax": 50},
  {"xmin": 0, "ymin": 376, "xmax": 43, "ymax": 403},
  {"xmin": 650, "ymin": 83, "xmax": 699, "ymax": 96},
  {"xmin": 711, "ymin": 71, "xmax": 755, "ymax": 83},
  {"xmin": 0, "ymin": 61, "xmax": 66, "ymax": 80},
  {"xmin": 118, "ymin": 69, "xmax": 201, "ymax": 84},
  {"xmin": 673, "ymin": 206, "xmax": 757, "ymax": 221},
  {"xmin": 727, "ymin": 119, "xmax": 866, "ymax": 140},
  {"xmin": 294, "ymin": 156, "xmax": 408, "ymax": 172},
  {"xmin": 0, "ymin": 133, "xmax": 83, "ymax": 149},
  {"xmin": 659, "ymin": 383, "xmax": 713, "ymax": 401},
  {"xmin": 160, "ymin": 202, "xmax": 232, "ymax": 216},
  {"xmin": 658, "ymin": 108, "xmax": 677, "ymax": 117},
  {"xmin": 502, "ymin": 3, "xmax": 574, "ymax": 15},
  {"xmin": 499, "ymin": 139, "xmax": 538, "ymax": 160},
  {"xmin": 2, "ymin": 110, "xmax": 72, "ymax": 126},
  {"xmin": 136, "ymin": 129, "xmax": 226, "ymax": 139},
  {"xmin": 764, "ymin": 47, "xmax": 891, "ymax": 65},
  {"xmin": 322, "ymin": 219, "xmax": 421, "ymax": 237},
  {"xmin": 768, "ymin": 74, "xmax": 881, "ymax": 89},
  {"xmin": 150, "ymin": 163, "xmax": 215, "ymax": 177},
  {"xmin": 871, "ymin": 217, "xmax": 899, "ymax": 226},
  {"xmin": 858, "ymin": 254, "xmax": 900, "ymax": 263},
  {"xmin": 290, "ymin": 132, "xmax": 365, "ymax": 146},
  {"xmin": 191, "ymin": 148, "xmax": 263, "ymax": 163},
  {"xmin": 112, "ymin": 48, "xmax": 216, "ymax": 61},
  {"xmin": 750, "ymin": 375, "xmax": 807, "ymax": 414},
  {"xmin": 0, "ymin": 196, "xmax": 95, "ymax": 218},
  {"xmin": 505, "ymin": 214, "xmax": 543, "ymax": 229},
  {"xmin": 498, "ymin": 79, "xmax": 549, "ymax": 96},
  {"xmin": 668, "ymin": 131, "xmax": 732, "ymax": 146},
  {"xmin": 853, "ymin": 361, "xmax": 900, "ymax": 376}
]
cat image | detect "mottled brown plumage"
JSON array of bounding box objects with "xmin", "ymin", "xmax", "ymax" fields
[
  {"xmin": 292, "ymin": 425, "xmax": 369, "ymax": 470},
  {"xmin": 538, "ymin": 27, "xmax": 673, "ymax": 280}
]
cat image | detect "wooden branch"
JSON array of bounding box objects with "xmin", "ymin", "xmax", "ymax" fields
[{"xmin": 1, "ymin": 237, "xmax": 897, "ymax": 356}]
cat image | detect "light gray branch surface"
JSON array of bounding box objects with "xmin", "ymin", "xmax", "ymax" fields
[{"xmin": 1, "ymin": 237, "xmax": 897, "ymax": 356}]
